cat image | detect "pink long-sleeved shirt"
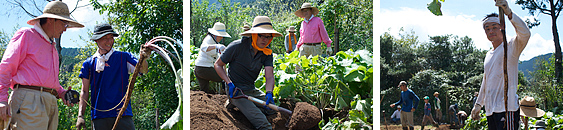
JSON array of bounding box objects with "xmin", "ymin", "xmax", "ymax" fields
[
  {"xmin": 0, "ymin": 26, "xmax": 65, "ymax": 102},
  {"xmin": 296, "ymin": 16, "xmax": 332, "ymax": 49}
]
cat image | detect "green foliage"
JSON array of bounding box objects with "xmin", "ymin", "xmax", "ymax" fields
[
  {"xmin": 462, "ymin": 111, "xmax": 488, "ymax": 130},
  {"xmin": 191, "ymin": 0, "xmax": 372, "ymax": 54},
  {"xmin": 523, "ymin": 55, "xmax": 563, "ymax": 111},
  {"xmin": 0, "ymin": 30, "xmax": 10, "ymax": 59},
  {"xmin": 427, "ymin": 0, "xmax": 443, "ymax": 16}
]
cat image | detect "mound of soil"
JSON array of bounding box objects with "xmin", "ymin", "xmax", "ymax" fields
[
  {"xmin": 287, "ymin": 102, "xmax": 322, "ymax": 130},
  {"xmin": 190, "ymin": 90, "xmax": 321, "ymax": 130}
]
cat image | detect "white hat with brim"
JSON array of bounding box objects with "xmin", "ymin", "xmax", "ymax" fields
[
  {"xmin": 208, "ymin": 22, "xmax": 231, "ymax": 38},
  {"xmin": 240, "ymin": 16, "xmax": 282, "ymax": 37},
  {"xmin": 520, "ymin": 96, "xmax": 546, "ymax": 118},
  {"xmin": 294, "ymin": 3, "xmax": 319, "ymax": 18},
  {"xmin": 27, "ymin": 1, "xmax": 84, "ymax": 28},
  {"xmin": 531, "ymin": 120, "xmax": 547, "ymax": 128},
  {"xmin": 286, "ymin": 26, "xmax": 296, "ymax": 32}
]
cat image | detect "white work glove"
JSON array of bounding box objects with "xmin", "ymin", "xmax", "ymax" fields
[
  {"xmin": 216, "ymin": 44, "xmax": 226, "ymax": 54},
  {"xmin": 471, "ymin": 104, "xmax": 482, "ymax": 120},
  {"xmin": 495, "ymin": 0, "xmax": 512, "ymax": 15},
  {"xmin": 326, "ymin": 47, "xmax": 333, "ymax": 54}
]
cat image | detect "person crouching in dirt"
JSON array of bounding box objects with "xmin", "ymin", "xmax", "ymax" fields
[
  {"xmin": 422, "ymin": 96, "xmax": 439, "ymax": 129},
  {"xmin": 76, "ymin": 23, "xmax": 150, "ymax": 130},
  {"xmin": 214, "ymin": 16, "xmax": 281, "ymax": 130},
  {"xmin": 391, "ymin": 106, "xmax": 401, "ymax": 124},
  {"xmin": 471, "ymin": 0, "xmax": 531, "ymax": 130},
  {"xmin": 449, "ymin": 104, "xmax": 460, "ymax": 127},
  {"xmin": 194, "ymin": 22, "xmax": 230, "ymax": 94},
  {"xmin": 457, "ymin": 111, "xmax": 468, "ymax": 127},
  {"xmin": 390, "ymin": 81, "xmax": 420, "ymax": 130}
]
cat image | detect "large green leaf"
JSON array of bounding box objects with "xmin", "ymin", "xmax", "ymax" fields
[{"xmin": 427, "ymin": 0, "xmax": 443, "ymax": 16}]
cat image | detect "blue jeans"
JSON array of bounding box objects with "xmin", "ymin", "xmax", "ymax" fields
[{"xmin": 392, "ymin": 118, "xmax": 400, "ymax": 124}]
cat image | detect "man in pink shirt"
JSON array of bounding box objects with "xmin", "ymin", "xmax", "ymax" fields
[
  {"xmin": 294, "ymin": 2, "xmax": 333, "ymax": 57},
  {"xmin": 0, "ymin": 1, "xmax": 83, "ymax": 129}
]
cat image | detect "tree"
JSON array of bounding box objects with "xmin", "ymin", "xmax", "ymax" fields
[
  {"xmin": 516, "ymin": 0, "xmax": 563, "ymax": 83},
  {"xmin": 0, "ymin": 30, "xmax": 10, "ymax": 59},
  {"xmin": 91, "ymin": 0, "xmax": 182, "ymax": 129}
]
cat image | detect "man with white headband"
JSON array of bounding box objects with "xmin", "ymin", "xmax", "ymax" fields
[{"xmin": 471, "ymin": 0, "xmax": 530, "ymax": 130}]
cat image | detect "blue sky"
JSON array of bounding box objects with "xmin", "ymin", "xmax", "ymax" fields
[
  {"xmin": 380, "ymin": 0, "xmax": 561, "ymax": 61},
  {"xmin": 0, "ymin": 0, "xmax": 108, "ymax": 48}
]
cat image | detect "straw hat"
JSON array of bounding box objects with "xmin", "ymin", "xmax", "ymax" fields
[
  {"xmin": 240, "ymin": 16, "xmax": 282, "ymax": 37},
  {"xmin": 433, "ymin": 92, "xmax": 439, "ymax": 96},
  {"xmin": 286, "ymin": 26, "xmax": 296, "ymax": 32},
  {"xmin": 27, "ymin": 1, "xmax": 84, "ymax": 28},
  {"xmin": 294, "ymin": 3, "xmax": 319, "ymax": 18},
  {"xmin": 520, "ymin": 96, "xmax": 545, "ymax": 118},
  {"xmin": 208, "ymin": 22, "xmax": 231, "ymax": 38},
  {"xmin": 90, "ymin": 23, "xmax": 119, "ymax": 41},
  {"xmin": 242, "ymin": 25, "xmax": 250, "ymax": 31}
]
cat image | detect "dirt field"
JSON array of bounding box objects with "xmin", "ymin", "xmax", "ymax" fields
[{"xmin": 190, "ymin": 90, "xmax": 321, "ymax": 130}]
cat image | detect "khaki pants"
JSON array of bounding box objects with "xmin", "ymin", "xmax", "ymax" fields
[
  {"xmin": 230, "ymin": 89, "xmax": 275, "ymax": 130},
  {"xmin": 400, "ymin": 111, "xmax": 414, "ymax": 127},
  {"xmin": 298, "ymin": 44, "xmax": 322, "ymax": 57},
  {"xmin": 422, "ymin": 115, "xmax": 437, "ymax": 126},
  {"xmin": 8, "ymin": 88, "xmax": 59, "ymax": 130},
  {"xmin": 435, "ymin": 109, "xmax": 442, "ymax": 123}
]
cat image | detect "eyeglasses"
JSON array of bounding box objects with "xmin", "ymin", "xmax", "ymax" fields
[
  {"xmin": 257, "ymin": 34, "xmax": 273, "ymax": 39},
  {"xmin": 57, "ymin": 19, "xmax": 69, "ymax": 28}
]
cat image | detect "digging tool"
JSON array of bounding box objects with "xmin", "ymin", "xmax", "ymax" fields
[
  {"xmin": 231, "ymin": 87, "xmax": 292, "ymax": 115},
  {"xmin": 499, "ymin": 5, "xmax": 510, "ymax": 129}
]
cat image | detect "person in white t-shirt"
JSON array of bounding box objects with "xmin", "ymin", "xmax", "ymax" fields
[
  {"xmin": 391, "ymin": 106, "xmax": 401, "ymax": 124},
  {"xmin": 471, "ymin": 0, "xmax": 531, "ymax": 130},
  {"xmin": 194, "ymin": 22, "xmax": 231, "ymax": 94}
]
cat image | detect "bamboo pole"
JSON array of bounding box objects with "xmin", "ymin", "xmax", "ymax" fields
[{"xmin": 499, "ymin": 7, "xmax": 510, "ymax": 129}]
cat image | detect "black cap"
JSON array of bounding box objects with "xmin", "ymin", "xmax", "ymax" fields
[{"xmin": 91, "ymin": 23, "xmax": 119, "ymax": 41}]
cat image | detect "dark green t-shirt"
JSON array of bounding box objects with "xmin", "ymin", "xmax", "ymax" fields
[{"xmin": 220, "ymin": 37, "xmax": 273, "ymax": 91}]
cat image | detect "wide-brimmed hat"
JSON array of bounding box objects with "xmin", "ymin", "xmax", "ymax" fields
[
  {"xmin": 520, "ymin": 96, "xmax": 545, "ymax": 118},
  {"xmin": 27, "ymin": 1, "xmax": 84, "ymax": 28},
  {"xmin": 531, "ymin": 120, "xmax": 546, "ymax": 128},
  {"xmin": 208, "ymin": 22, "xmax": 231, "ymax": 38},
  {"xmin": 242, "ymin": 25, "xmax": 250, "ymax": 31},
  {"xmin": 294, "ymin": 3, "xmax": 319, "ymax": 18},
  {"xmin": 286, "ymin": 26, "xmax": 296, "ymax": 32},
  {"xmin": 90, "ymin": 23, "xmax": 119, "ymax": 41},
  {"xmin": 433, "ymin": 92, "xmax": 439, "ymax": 96},
  {"xmin": 240, "ymin": 16, "xmax": 282, "ymax": 37}
]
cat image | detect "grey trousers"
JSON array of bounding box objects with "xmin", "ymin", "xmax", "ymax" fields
[
  {"xmin": 93, "ymin": 116, "xmax": 135, "ymax": 130},
  {"xmin": 230, "ymin": 88, "xmax": 276, "ymax": 130}
]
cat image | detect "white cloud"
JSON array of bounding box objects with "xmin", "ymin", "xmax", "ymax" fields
[
  {"xmin": 380, "ymin": 7, "xmax": 555, "ymax": 61},
  {"xmin": 520, "ymin": 33, "xmax": 555, "ymax": 61},
  {"xmin": 381, "ymin": 7, "xmax": 492, "ymax": 50}
]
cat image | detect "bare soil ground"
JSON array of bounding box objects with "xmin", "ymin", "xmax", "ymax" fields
[{"xmin": 190, "ymin": 90, "xmax": 322, "ymax": 130}]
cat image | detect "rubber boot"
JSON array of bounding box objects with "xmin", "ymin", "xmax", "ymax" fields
[
  {"xmin": 402, "ymin": 127, "xmax": 408, "ymax": 130},
  {"xmin": 409, "ymin": 126, "xmax": 414, "ymax": 130},
  {"xmin": 421, "ymin": 125, "xmax": 425, "ymax": 130}
]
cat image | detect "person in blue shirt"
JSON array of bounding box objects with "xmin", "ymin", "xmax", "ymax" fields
[
  {"xmin": 75, "ymin": 23, "xmax": 150, "ymax": 130},
  {"xmin": 422, "ymin": 96, "xmax": 439, "ymax": 130},
  {"xmin": 390, "ymin": 81, "xmax": 420, "ymax": 130}
]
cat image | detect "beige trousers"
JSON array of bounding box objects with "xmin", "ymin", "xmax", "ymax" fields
[
  {"xmin": 8, "ymin": 88, "xmax": 59, "ymax": 130},
  {"xmin": 400, "ymin": 110, "xmax": 414, "ymax": 127},
  {"xmin": 298, "ymin": 44, "xmax": 322, "ymax": 57}
]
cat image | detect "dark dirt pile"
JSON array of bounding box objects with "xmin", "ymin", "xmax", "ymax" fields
[
  {"xmin": 287, "ymin": 102, "xmax": 322, "ymax": 130},
  {"xmin": 190, "ymin": 90, "xmax": 321, "ymax": 130}
]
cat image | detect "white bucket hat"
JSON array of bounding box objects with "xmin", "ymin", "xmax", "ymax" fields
[
  {"xmin": 27, "ymin": 1, "xmax": 84, "ymax": 28},
  {"xmin": 286, "ymin": 26, "xmax": 296, "ymax": 32},
  {"xmin": 240, "ymin": 16, "xmax": 282, "ymax": 37},
  {"xmin": 294, "ymin": 3, "xmax": 319, "ymax": 18},
  {"xmin": 208, "ymin": 22, "xmax": 231, "ymax": 38}
]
